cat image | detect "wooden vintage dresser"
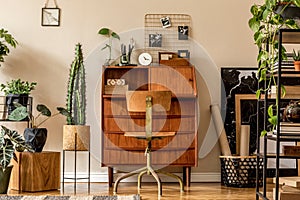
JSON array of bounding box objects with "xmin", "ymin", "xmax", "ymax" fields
[{"xmin": 101, "ymin": 65, "xmax": 198, "ymax": 187}]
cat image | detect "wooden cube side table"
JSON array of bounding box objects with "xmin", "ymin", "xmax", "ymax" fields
[{"xmin": 10, "ymin": 151, "xmax": 60, "ymax": 192}]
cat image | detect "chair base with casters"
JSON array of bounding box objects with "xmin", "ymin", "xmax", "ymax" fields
[{"xmin": 113, "ymin": 91, "xmax": 184, "ymax": 196}]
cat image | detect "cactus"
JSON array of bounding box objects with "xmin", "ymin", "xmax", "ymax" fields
[{"xmin": 65, "ymin": 43, "xmax": 86, "ymax": 125}]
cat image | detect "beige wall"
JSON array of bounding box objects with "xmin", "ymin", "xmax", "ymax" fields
[{"xmin": 0, "ymin": 0, "xmax": 262, "ymax": 177}]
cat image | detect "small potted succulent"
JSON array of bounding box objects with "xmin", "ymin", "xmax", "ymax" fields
[
  {"xmin": 0, "ymin": 125, "xmax": 33, "ymax": 194},
  {"xmin": 9, "ymin": 103, "xmax": 61, "ymax": 152},
  {"xmin": 0, "ymin": 28, "xmax": 18, "ymax": 67},
  {"xmin": 293, "ymin": 49, "xmax": 300, "ymax": 71},
  {"xmin": 0, "ymin": 79, "xmax": 37, "ymax": 116}
]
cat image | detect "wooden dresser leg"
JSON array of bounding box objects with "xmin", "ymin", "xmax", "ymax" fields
[
  {"xmin": 183, "ymin": 167, "xmax": 191, "ymax": 187},
  {"xmin": 108, "ymin": 167, "xmax": 113, "ymax": 187}
]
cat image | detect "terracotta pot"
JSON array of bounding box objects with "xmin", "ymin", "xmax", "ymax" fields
[
  {"xmin": 294, "ymin": 61, "xmax": 300, "ymax": 71},
  {"xmin": 63, "ymin": 125, "xmax": 90, "ymax": 151}
]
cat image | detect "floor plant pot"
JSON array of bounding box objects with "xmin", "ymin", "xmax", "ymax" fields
[
  {"xmin": 63, "ymin": 125, "xmax": 90, "ymax": 151},
  {"xmin": 5, "ymin": 94, "xmax": 29, "ymax": 117},
  {"xmin": 0, "ymin": 165, "xmax": 13, "ymax": 194},
  {"xmin": 24, "ymin": 128, "xmax": 47, "ymax": 152}
]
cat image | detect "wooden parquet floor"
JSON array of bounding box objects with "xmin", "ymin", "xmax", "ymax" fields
[{"xmin": 7, "ymin": 182, "xmax": 265, "ymax": 200}]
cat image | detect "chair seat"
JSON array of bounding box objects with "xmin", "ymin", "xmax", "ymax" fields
[{"xmin": 124, "ymin": 131, "xmax": 176, "ymax": 139}]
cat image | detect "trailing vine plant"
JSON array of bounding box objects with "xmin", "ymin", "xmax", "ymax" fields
[{"xmin": 248, "ymin": 0, "xmax": 300, "ymax": 136}]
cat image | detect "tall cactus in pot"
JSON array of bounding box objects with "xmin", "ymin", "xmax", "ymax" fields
[
  {"xmin": 66, "ymin": 43, "xmax": 86, "ymax": 125},
  {"xmin": 58, "ymin": 43, "xmax": 89, "ymax": 151}
]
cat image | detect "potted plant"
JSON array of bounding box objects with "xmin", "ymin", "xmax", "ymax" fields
[
  {"xmin": 293, "ymin": 49, "xmax": 300, "ymax": 71},
  {"xmin": 0, "ymin": 125, "xmax": 33, "ymax": 194},
  {"xmin": 248, "ymin": 0, "xmax": 300, "ymax": 135},
  {"xmin": 0, "ymin": 28, "xmax": 18, "ymax": 67},
  {"xmin": 98, "ymin": 27, "xmax": 120, "ymax": 66},
  {"xmin": 8, "ymin": 103, "xmax": 61, "ymax": 152},
  {"xmin": 57, "ymin": 43, "xmax": 90, "ymax": 151},
  {"xmin": 0, "ymin": 79, "xmax": 37, "ymax": 116}
]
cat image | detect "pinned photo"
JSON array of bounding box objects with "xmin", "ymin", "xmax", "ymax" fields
[
  {"xmin": 178, "ymin": 26, "xmax": 189, "ymax": 40},
  {"xmin": 160, "ymin": 17, "xmax": 171, "ymax": 28},
  {"xmin": 149, "ymin": 33, "xmax": 162, "ymax": 47}
]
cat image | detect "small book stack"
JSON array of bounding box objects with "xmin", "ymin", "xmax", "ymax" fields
[
  {"xmin": 277, "ymin": 122, "xmax": 300, "ymax": 134},
  {"xmin": 273, "ymin": 177, "xmax": 300, "ymax": 200},
  {"xmin": 272, "ymin": 52, "xmax": 295, "ymax": 72}
]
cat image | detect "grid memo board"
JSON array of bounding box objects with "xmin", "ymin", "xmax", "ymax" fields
[{"xmin": 144, "ymin": 14, "xmax": 192, "ymax": 64}]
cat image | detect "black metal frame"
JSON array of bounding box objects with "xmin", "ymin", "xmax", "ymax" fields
[
  {"xmin": 62, "ymin": 133, "xmax": 91, "ymax": 194},
  {"xmin": 256, "ymin": 29, "xmax": 300, "ymax": 200}
]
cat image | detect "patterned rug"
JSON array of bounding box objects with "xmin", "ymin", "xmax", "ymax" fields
[{"xmin": 0, "ymin": 195, "xmax": 140, "ymax": 200}]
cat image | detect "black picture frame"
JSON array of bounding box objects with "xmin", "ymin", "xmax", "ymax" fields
[
  {"xmin": 149, "ymin": 33, "xmax": 162, "ymax": 47},
  {"xmin": 178, "ymin": 50, "xmax": 190, "ymax": 59},
  {"xmin": 41, "ymin": 8, "xmax": 60, "ymax": 26},
  {"xmin": 178, "ymin": 26, "xmax": 189, "ymax": 40}
]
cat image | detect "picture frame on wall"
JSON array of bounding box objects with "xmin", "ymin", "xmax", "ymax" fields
[
  {"xmin": 178, "ymin": 26, "xmax": 189, "ymax": 40},
  {"xmin": 149, "ymin": 33, "xmax": 162, "ymax": 47},
  {"xmin": 178, "ymin": 50, "xmax": 190, "ymax": 59},
  {"xmin": 41, "ymin": 8, "xmax": 60, "ymax": 26},
  {"xmin": 160, "ymin": 17, "xmax": 171, "ymax": 28}
]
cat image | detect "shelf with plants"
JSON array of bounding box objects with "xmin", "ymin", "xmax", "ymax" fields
[{"xmin": 249, "ymin": 0, "xmax": 300, "ymax": 199}]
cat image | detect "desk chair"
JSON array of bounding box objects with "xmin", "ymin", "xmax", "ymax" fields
[{"xmin": 113, "ymin": 91, "xmax": 184, "ymax": 196}]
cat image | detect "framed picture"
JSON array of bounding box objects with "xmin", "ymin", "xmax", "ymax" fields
[
  {"xmin": 41, "ymin": 8, "xmax": 60, "ymax": 26},
  {"xmin": 160, "ymin": 17, "xmax": 171, "ymax": 28},
  {"xmin": 178, "ymin": 50, "xmax": 190, "ymax": 59},
  {"xmin": 178, "ymin": 26, "xmax": 189, "ymax": 40},
  {"xmin": 149, "ymin": 33, "xmax": 162, "ymax": 47}
]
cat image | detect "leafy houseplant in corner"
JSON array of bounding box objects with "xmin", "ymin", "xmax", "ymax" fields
[
  {"xmin": 0, "ymin": 79, "xmax": 37, "ymax": 117},
  {"xmin": 98, "ymin": 27, "xmax": 120, "ymax": 66},
  {"xmin": 0, "ymin": 28, "xmax": 18, "ymax": 67},
  {"xmin": 0, "ymin": 125, "xmax": 33, "ymax": 194},
  {"xmin": 57, "ymin": 43, "xmax": 90, "ymax": 151},
  {"xmin": 293, "ymin": 49, "xmax": 300, "ymax": 71},
  {"xmin": 8, "ymin": 103, "xmax": 60, "ymax": 152},
  {"xmin": 248, "ymin": 0, "xmax": 300, "ymax": 135}
]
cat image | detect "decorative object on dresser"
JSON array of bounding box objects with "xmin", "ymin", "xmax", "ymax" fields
[
  {"xmin": 98, "ymin": 28, "xmax": 120, "ymax": 66},
  {"xmin": 0, "ymin": 28, "xmax": 18, "ymax": 66},
  {"xmin": 0, "ymin": 126, "xmax": 33, "ymax": 194},
  {"xmin": 101, "ymin": 64, "xmax": 198, "ymax": 187},
  {"xmin": 57, "ymin": 43, "xmax": 90, "ymax": 193}
]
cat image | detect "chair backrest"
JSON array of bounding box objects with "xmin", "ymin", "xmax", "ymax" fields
[{"xmin": 125, "ymin": 91, "xmax": 172, "ymax": 112}]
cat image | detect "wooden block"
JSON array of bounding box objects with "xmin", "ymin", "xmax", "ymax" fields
[
  {"xmin": 273, "ymin": 187, "xmax": 300, "ymax": 200},
  {"xmin": 10, "ymin": 151, "xmax": 60, "ymax": 192},
  {"xmin": 273, "ymin": 176, "xmax": 300, "ymax": 188}
]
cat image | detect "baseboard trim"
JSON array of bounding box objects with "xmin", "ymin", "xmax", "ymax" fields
[{"xmin": 62, "ymin": 172, "xmax": 221, "ymax": 183}]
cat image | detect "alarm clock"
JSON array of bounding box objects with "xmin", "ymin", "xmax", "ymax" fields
[{"xmin": 138, "ymin": 52, "xmax": 152, "ymax": 66}]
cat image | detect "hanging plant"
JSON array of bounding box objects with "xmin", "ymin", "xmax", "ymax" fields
[{"xmin": 248, "ymin": 0, "xmax": 300, "ymax": 136}]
